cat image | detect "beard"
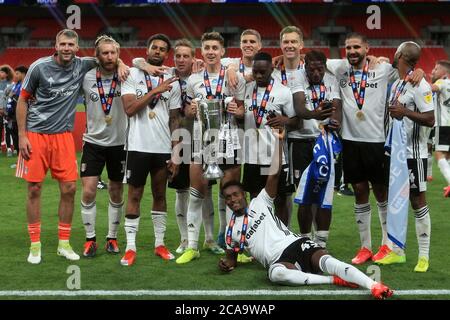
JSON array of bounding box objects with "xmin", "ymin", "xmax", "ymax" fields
[{"xmin": 347, "ymin": 53, "xmax": 364, "ymax": 66}]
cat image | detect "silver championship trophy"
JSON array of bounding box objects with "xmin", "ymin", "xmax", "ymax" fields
[{"xmin": 197, "ymin": 98, "xmax": 225, "ymax": 180}]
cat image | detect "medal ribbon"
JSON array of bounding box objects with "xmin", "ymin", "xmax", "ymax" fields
[
  {"xmin": 239, "ymin": 58, "xmax": 245, "ymax": 75},
  {"xmin": 204, "ymin": 65, "xmax": 225, "ymax": 99},
  {"xmin": 349, "ymin": 60, "xmax": 369, "ymax": 110},
  {"xmin": 252, "ymin": 77, "xmax": 274, "ymax": 128},
  {"xmin": 390, "ymin": 70, "xmax": 413, "ymax": 105},
  {"xmin": 225, "ymin": 209, "xmax": 249, "ymax": 253},
  {"xmin": 280, "ymin": 62, "xmax": 302, "ymax": 86},
  {"xmin": 309, "ymin": 81, "xmax": 326, "ymax": 110},
  {"xmin": 96, "ymin": 68, "xmax": 118, "ymax": 116},
  {"xmin": 144, "ymin": 71, "xmax": 164, "ymax": 109}
]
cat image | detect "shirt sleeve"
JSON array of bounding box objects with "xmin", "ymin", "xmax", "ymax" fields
[
  {"xmin": 234, "ymin": 73, "xmax": 246, "ymax": 101},
  {"xmin": 21, "ymin": 60, "xmax": 41, "ymax": 96},
  {"xmin": 282, "ymin": 87, "xmax": 296, "ymax": 118},
  {"xmin": 414, "ymin": 80, "xmax": 434, "ymax": 113},
  {"xmin": 328, "ymin": 74, "xmax": 341, "ymax": 100},
  {"xmin": 186, "ymin": 75, "xmax": 195, "ymax": 100},
  {"xmin": 257, "ymin": 188, "xmax": 275, "ymax": 207},
  {"xmin": 120, "ymin": 69, "xmax": 137, "ymax": 96},
  {"xmin": 81, "ymin": 57, "xmax": 98, "ymax": 74},
  {"xmin": 326, "ymin": 59, "xmax": 344, "ymax": 75},
  {"xmin": 435, "ymin": 79, "xmax": 445, "ymax": 92},
  {"xmin": 169, "ymin": 80, "xmax": 181, "ymax": 110}
]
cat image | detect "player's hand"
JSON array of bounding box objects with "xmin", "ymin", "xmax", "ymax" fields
[
  {"xmin": 326, "ymin": 119, "xmax": 341, "ymax": 131},
  {"xmin": 389, "ymin": 101, "xmax": 408, "ymax": 120},
  {"xmin": 117, "ymin": 61, "xmax": 130, "ymax": 82},
  {"xmin": 166, "ymin": 159, "xmax": 179, "ymax": 182},
  {"xmin": 266, "ymin": 114, "xmax": 288, "ymax": 128},
  {"xmin": 155, "ymin": 76, "xmax": 179, "ymax": 95},
  {"xmin": 271, "ymin": 126, "xmax": 286, "ymax": 140},
  {"xmin": 192, "ymin": 59, "xmax": 205, "ymax": 73},
  {"xmin": 226, "ymin": 98, "xmax": 244, "ymax": 119},
  {"xmin": 148, "ymin": 65, "xmax": 171, "ymax": 76},
  {"xmin": 219, "ymin": 258, "xmax": 235, "ymax": 272},
  {"xmin": 408, "ymin": 68, "xmax": 424, "ymax": 87},
  {"xmin": 272, "ymin": 55, "xmax": 283, "ymax": 68},
  {"xmin": 19, "ymin": 134, "xmax": 32, "ymax": 161},
  {"xmin": 186, "ymin": 99, "xmax": 198, "ymax": 119},
  {"xmin": 226, "ymin": 68, "xmax": 238, "ymax": 91},
  {"xmin": 312, "ymin": 101, "xmax": 335, "ymax": 120},
  {"xmin": 244, "ymin": 73, "xmax": 254, "ymax": 83}
]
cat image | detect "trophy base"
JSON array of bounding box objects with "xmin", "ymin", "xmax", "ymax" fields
[{"xmin": 203, "ymin": 163, "xmax": 224, "ymax": 180}]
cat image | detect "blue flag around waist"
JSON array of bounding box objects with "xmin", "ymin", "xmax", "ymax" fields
[
  {"xmin": 385, "ymin": 118, "xmax": 410, "ymax": 250},
  {"xmin": 294, "ymin": 131, "xmax": 341, "ymax": 209}
]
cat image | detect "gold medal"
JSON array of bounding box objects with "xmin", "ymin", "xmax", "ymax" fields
[
  {"xmin": 149, "ymin": 111, "xmax": 156, "ymax": 119},
  {"xmin": 105, "ymin": 115, "xmax": 112, "ymax": 125},
  {"xmin": 356, "ymin": 110, "xmax": 364, "ymax": 120}
]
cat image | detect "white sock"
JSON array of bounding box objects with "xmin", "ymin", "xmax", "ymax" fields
[
  {"xmin": 107, "ymin": 199, "xmax": 123, "ymax": 239},
  {"xmin": 427, "ymin": 153, "xmax": 433, "ymax": 178},
  {"xmin": 124, "ymin": 216, "xmax": 140, "ymax": 252},
  {"xmin": 415, "ymin": 206, "xmax": 431, "ymax": 259},
  {"xmin": 314, "ymin": 230, "xmax": 329, "ymax": 248},
  {"xmin": 300, "ymin": 233, "xmax": 312, "ymax": 239},
  {"xmin": 268, "ymin": 263, "xmax": 333, "ymax": 286},
  {"xmin": 438, "ymin": 158, "xmax": 450, "ymax": 185},
  {"xmin": 175, "ymin": 190, "xmax": 189, "ymax": 242},
  {"xmin": 152, "ymin": 211, "xmax": 167, "ymax": 247},
  {"xmin": 218, "ymin": 193, "xmax": 227, "ymax": 234},
  {"xmin": 202, "ymin": 187, "xmax": 215, "ymax": 242},
  {"xmin": 377, "ymin": 201, "xmax": 389, "ymax": 246},
  {"xmin": 187, "ymin": 188, "xmax": 204, "ymax": 250},
  {"xmin": 354, "ymin": 203, "xmax": 372, "ymax": 250},
  {"xmin": 319, "ymin": 255, "xmax": 376, "ymax": 290},
  {"xmin": 81, "ymin": 200, "xmax": 96, "ymax": 239}
]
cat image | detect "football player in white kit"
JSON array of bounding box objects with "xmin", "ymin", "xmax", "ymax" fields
[
  {"xmin": 219, "ymin": 126, "xmax": 393, "ymax": 300},
  {"xmin": 177, "ymin": 32, "xmax": 246, "ymax": 264},
  {"xmin": 326, "ymin": 33, "xmax": 424, "ymax": 265},
  {"xmin": 120, "ymin": 34, "xmax": 181, "ymax": 266},
  {"xmin": 80, "ymin": 35, "xmax": 127, "ymax": 258},
  {"xmin": 430, "ymin": 60, "xmax": 450, "ymax": 197},
  {"xmin": 376, "ymin": 42, "xmax": 434, "ymax": 273}
]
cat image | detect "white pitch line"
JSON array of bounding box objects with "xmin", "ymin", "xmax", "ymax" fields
[{"xmin": 0, "ymin": 289, "xmax": 449, "ymax": 297}]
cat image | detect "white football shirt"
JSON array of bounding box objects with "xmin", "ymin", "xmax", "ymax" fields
[
  {"xmin": 243, "ymin": 78, "xmax": 296, "ymax": 165},
  {"xmin": 434, "ymin": 78, "xmax": 450, "ymax": 127},
  {"xmin": 290, "ymin": 70, "xmax": 341, "ymax": 139},
  {"xmin": 226, "ymin": 188, "xmax": 301, "ymax": 269},
  {"xmin": 121, "ymin": 67, "xmax": 181, "ymax": 154},
  {"xmin": 82, "ymin": 68, "xmax": 127, "ymax": 147},
  {"xmin": 389, "ymin": 78, "xmax": 434, "ymax": 159},
  {"xmin": 221, "ymin": 57, "xmax": 253, "ymax": 77},
  {"xmin": 327, "ymin": 59, "xmax": 398, "ymax": 143}
]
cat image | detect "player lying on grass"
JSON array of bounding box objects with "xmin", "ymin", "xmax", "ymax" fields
[{"xmin": 218, "ymin": 126, "xmax": 393, "ymax": 300}]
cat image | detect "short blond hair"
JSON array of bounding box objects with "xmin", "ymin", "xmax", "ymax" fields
[
  {"xmin": 94, "ymin": 35, "xmax": 120, "ymax": 57},
  {"xmin": 55, "ymin": 29, "xmax": 79, "ymax": 44},
  {"xmin": 241, "ymin": 29, "xmax": 261, "ymax": 43},
  {"xmin": 279, "ymin": 26, "xmax": 303, "ymax": 42},
  {"xmin": 174, "ymin": 38, "xmax": 195, "ymax": 57}
]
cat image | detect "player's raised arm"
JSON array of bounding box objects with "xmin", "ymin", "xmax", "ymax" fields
[{"xmin": 265, "ymin": 126, "xmax": 285, "ymax": 199}]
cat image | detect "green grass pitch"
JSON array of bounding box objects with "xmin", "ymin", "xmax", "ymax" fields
[{"xmin": 0, "ymin": 152, "xmax": 449, "ymax": 300}]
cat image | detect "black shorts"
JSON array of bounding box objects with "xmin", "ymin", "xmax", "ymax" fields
[
  {"xmin": 126, "ymin": 151, "xmax": 170, "ymax": 187},
  {"xmin": 428, "ymin": 127, "xmax": 435, "ymax": 145},
  {"xmin": 342, "ymin": 140, "xmax": 388, "ymax": 185},
  {"xmin": 275, "ymin": 237, "xmax": 324, "ymax": 274},
  {"xmin": 436, "ymin": 126, "xmax": 450, "ymax": 152},
  {"xmin": 385, "ymin": 158, "xmax": 427, "ymax": 195},
  {"xmin": 80, "ymin": 142, "xmax": 126, "ymax": 182},
  {"xmin": 242, "ymin": 163, "xmax": 295, "ymax": 195},
  {"xmin": 288, "ymin": 138, "xmax": 315, "ymax": 187},
  {"xmin": 168, "ymin": 162, "xmax": 190, "ymax": 190}
]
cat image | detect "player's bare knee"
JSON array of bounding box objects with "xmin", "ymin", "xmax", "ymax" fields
[
  {"xmin": 60, "ymin": 182, "xmax": 76, "ymax": 198},
  {"xmin": 27, "ymin": 183, "xmax": 42, "ymax": 199}
]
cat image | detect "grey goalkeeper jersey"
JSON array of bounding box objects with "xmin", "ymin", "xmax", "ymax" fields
[{"xmin": 22, "ymin": 55, "xmax": 96, "ymax": 134}]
